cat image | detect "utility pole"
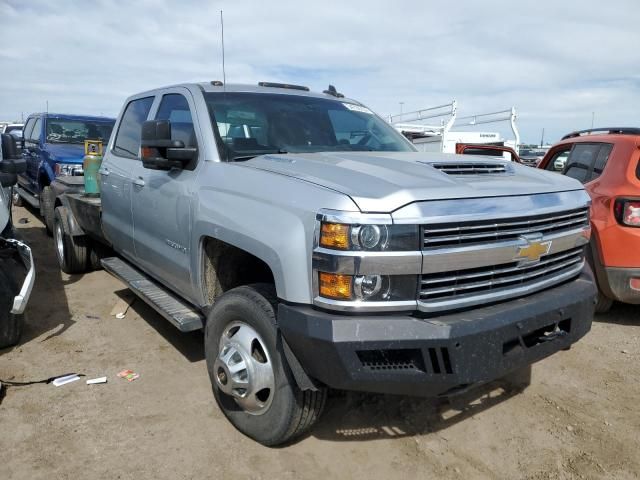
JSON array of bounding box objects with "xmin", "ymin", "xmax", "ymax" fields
[
  {"xmin": 399, "ymin": 102, "xmax": 404, "ymax": 116},
  {"xmin": 540, "ymin": 127, "xmax": 545, "ymax": 147},
  {"xmin": 591, "ymin": 112, "xmax": 595, "ymax": 129},
  {"xmin": 46, "ymin": 100, "xmax": 49, "ymax": 114}
]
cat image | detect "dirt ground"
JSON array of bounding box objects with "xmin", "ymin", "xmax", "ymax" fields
[{"xmin": 1, "ymin": 204, "xmax": 638, "ymax": 480}]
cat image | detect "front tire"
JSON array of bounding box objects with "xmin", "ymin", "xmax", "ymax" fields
[
  {"xmin": 41, "ymin": 186, "xmax": 55, "ymax": 236},
  {"xmin": 53, "ymin": 206, "xmax": 89, "ymax": 274},
  {"xmin": 204, "ymin": 284, "xmax": 326, "ymax": 446}
]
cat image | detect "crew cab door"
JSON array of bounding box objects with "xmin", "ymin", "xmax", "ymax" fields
[
  {"xmin": 20, "ymin": 116, "xmax": 41, "ymax": 194},
  {"xmin": 130, "ymin": 89, "xmax": 199, "ymax": 298},
  {"xmin": 101, "ymin": 96, "xmax": 155, "ymax": 260}
]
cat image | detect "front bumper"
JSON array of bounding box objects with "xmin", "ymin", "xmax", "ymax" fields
[
  {"xmin": 5, "ymin": 238, "xmax": 35, "ymax": 314},
  {"xmin": 600, "ymin": 267, "xmax": 640, "ymax": 304},
  {"xmin": 279, "ymin": 268, "xmax": 595, "ymax": 397}
]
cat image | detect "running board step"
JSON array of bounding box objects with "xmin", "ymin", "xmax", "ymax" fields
[
  {"xmin": 101, "ymin": 257, "xmax": 203, "ymax": 332},
  {"xmin": 16, "ymin": 186, "xmax": 40, "ymax": 209}
]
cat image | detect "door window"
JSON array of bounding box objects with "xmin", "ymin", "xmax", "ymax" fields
[
  {"xmin": 155, "ymin": 94, "xmax": 197, "ymax": 148},
  {"xmin": 113, "ymin": 96, "xmax": 154, "ymax": 159},
  {"xmin": 27, "ymin": 117, "xmax": 41, "ymax": 144},
  {"xmin": 22, "ymin": 118, "xmax": 36, "ymax": 141}
]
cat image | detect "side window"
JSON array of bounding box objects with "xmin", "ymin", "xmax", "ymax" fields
[
  {"xmin": 22, "ymin": 118, "xmax": 36, "ymax": 141},
  {"xmin": 155, "ymin": 94, "xmax": 197, "ymax": 148},
  {"xmin": 27, "ymin": 117, "xmax": 42, "ymax": 144},
  {"xmin": 113, "ymin": 97, "xmax": 154, "ymax": 159},
  {"xmin": 564, "ymin": 144, "xmax": 601, "ymax": 183},
  {"xmin": 590, "ymin": 144, "xmax": 613, "ymax": 181}
]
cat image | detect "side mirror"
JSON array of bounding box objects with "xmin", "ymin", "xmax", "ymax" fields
[
  {"xmin": 1, "ymin": 133, "xmax": 19, "ymax": 160},
  {"xmin": 0, "ymin": 134, "xmax": 26, "ymax": 187},
  {"xmin": 140, "ymin": 120, "xmax": 197, "ymax": 171}
]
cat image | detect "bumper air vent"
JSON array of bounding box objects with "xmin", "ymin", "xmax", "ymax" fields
[{"xmin": 357, "ymin": 348, "xmax": 454, "ymax": 375}]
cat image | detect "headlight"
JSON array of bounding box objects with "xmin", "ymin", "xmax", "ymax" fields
[
  {"xmin": 319, "ymin": 272, "xmax": 417, "ymax": 302},
  {"xmin": 319, "ymin": 222, "xmax": 418, "ymax": 251},
  {"xmin": 55, "ymin": 163, "xmax": 84, "ymax": 176}
]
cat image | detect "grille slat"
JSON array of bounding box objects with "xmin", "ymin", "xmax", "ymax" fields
[
  {"xmin": 423, "ymin": 208, "xmax": 589, "ymax": 249},
  {"xmin": 420, "ymin": 248, "xmax": 584, "ymax": 301}
]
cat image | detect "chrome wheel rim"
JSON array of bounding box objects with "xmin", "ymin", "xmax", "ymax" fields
[
  {"xmin": 54, "ymin": 220, "xmax": 65, "ymax": 266},
  {"xmin": 214, "ymin": 321, "xmax": 275, "ymax": 415}
]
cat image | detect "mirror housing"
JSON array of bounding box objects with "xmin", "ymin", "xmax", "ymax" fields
[
  {"xmin": 140, "ymin": 120, "xmax": 197, "ymax": 171},
  {"xmin": 0, "ymin": 134, "xmax": 26, "ymax": 187}
]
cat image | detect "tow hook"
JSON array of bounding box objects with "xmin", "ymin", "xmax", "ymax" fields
[{"xmin": 538, "ymin": 324, "xmax": 568, "ymax": 343}]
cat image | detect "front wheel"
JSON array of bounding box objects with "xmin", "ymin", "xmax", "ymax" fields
[
  {"xmin": 595, "ymin": 290, "xmax": 613, "ymax": 313},
  {"xmin": 53, "ymin": 206, "xmax": 89, "ymax": 274},
  {"xmin": 204, "ymin": 284, "xmax": 326, "ymax": 446}
]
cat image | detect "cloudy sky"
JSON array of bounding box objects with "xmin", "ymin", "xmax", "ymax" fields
[{"xmin": 1, "ymin": 0, "xmax": 638, "ymax": 144}]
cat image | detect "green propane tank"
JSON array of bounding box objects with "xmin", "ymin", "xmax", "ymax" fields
[{"xmin": 83, "ymin": 140, "xmax": 103, "ymax": 196}]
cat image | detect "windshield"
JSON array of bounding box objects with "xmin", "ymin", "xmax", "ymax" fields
[
  {"xmin": 45, "ymin": 118, "xmax": 114, "ymax": 145},
  {"xmin": 204, "ymin": 92, "xmax": 415, "ymax": 161}
]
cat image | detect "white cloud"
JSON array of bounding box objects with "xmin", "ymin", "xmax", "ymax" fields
[{"xmin": 0, "ymin": 0, "xmax": 638, "ymax": 143}]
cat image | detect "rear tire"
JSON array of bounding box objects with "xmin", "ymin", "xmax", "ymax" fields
[
  {"xmin": 0, "ymin": 259, "xmax": 24, "ymax": 349},
  {"xmin": 41, "ymin": 186, "xmax": 55, "ymax": 236},
  {"xmin": 595, "ymin": 290, "xmax": 613, "ymax": 313},
  {"xmin": 53, "ymin": 206, "xmax": 89, "ymax": 274},
  {"xmin": 204, "ymin": 284, "xmax": 326, "ymax": 446}
]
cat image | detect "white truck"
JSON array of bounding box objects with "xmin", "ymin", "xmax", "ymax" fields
[{"xmin": 390, "ymin": 101, "xmax": 521, "ymax": 159}]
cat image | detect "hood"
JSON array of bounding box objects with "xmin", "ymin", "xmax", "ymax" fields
[
  {"xmin": 0, "ymin": 187, "xmax": 9, "ymax": 234},
  {"xmin": 241, "ymin": 151, "xmax": 584, "ymax": 212},
  {"xmin": 45, "ymin": 143, "xmax": 85, "ymax": 163}
]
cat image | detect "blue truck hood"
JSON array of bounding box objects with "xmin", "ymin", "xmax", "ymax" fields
[
  {"xmin": 242, "ymin": 151, "xmax": 585, "ymax": 212},
  {"xmin": 46, "ymin": 143, "xmax": 85, "ymax": 163}
]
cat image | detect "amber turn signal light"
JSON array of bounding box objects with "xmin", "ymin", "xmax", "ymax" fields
[
  {"xmin": 319, "ymin": 223, "xmax": 350, "ymax": 250},
  {"xmin": 319, "ymin": 272, "xmax": 352, "ymax": 300}
]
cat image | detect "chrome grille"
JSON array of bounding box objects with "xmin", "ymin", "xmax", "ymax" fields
[
  {"xmin": 420, "ymin": 247, "xmax": 584, "ymax": 302},
  {"xmin": 422, "ymin": 208, "xmax": 589, "ymax": 249},
  {"xmin": 430, "ymin": 163, "xmax": 508, "ymax": 175}
]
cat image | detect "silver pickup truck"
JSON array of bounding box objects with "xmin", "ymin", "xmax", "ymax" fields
[{"xmin": 51, "ymin": 82, "xmax": 596, "ymax": 446}]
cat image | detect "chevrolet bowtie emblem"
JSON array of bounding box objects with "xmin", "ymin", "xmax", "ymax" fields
[{"xmin": 516, "ymin": 238, "xmax": 552, "ymax": 262}]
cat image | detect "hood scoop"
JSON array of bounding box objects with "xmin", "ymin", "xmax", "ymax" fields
[{"xmin": 424, "ymin": 161, "xmax": 512, "ymax": 175}]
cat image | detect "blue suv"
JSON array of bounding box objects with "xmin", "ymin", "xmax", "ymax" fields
[{"xmin": 16, "ymin": 113, "xmax": 115, "ymax": 233}]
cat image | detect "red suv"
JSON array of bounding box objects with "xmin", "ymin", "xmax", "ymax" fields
[{"xmin": 538, "ymin": 128, "xmax": 640, "ymax": 312}]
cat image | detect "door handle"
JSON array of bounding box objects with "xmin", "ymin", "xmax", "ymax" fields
[
  {"xmin": 133, "ymin": 177, "xmax": 145, "ymax": 187},
  {"xmin": 99, "ymin": 167, "xmax": 110, "ymax": 176}
]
